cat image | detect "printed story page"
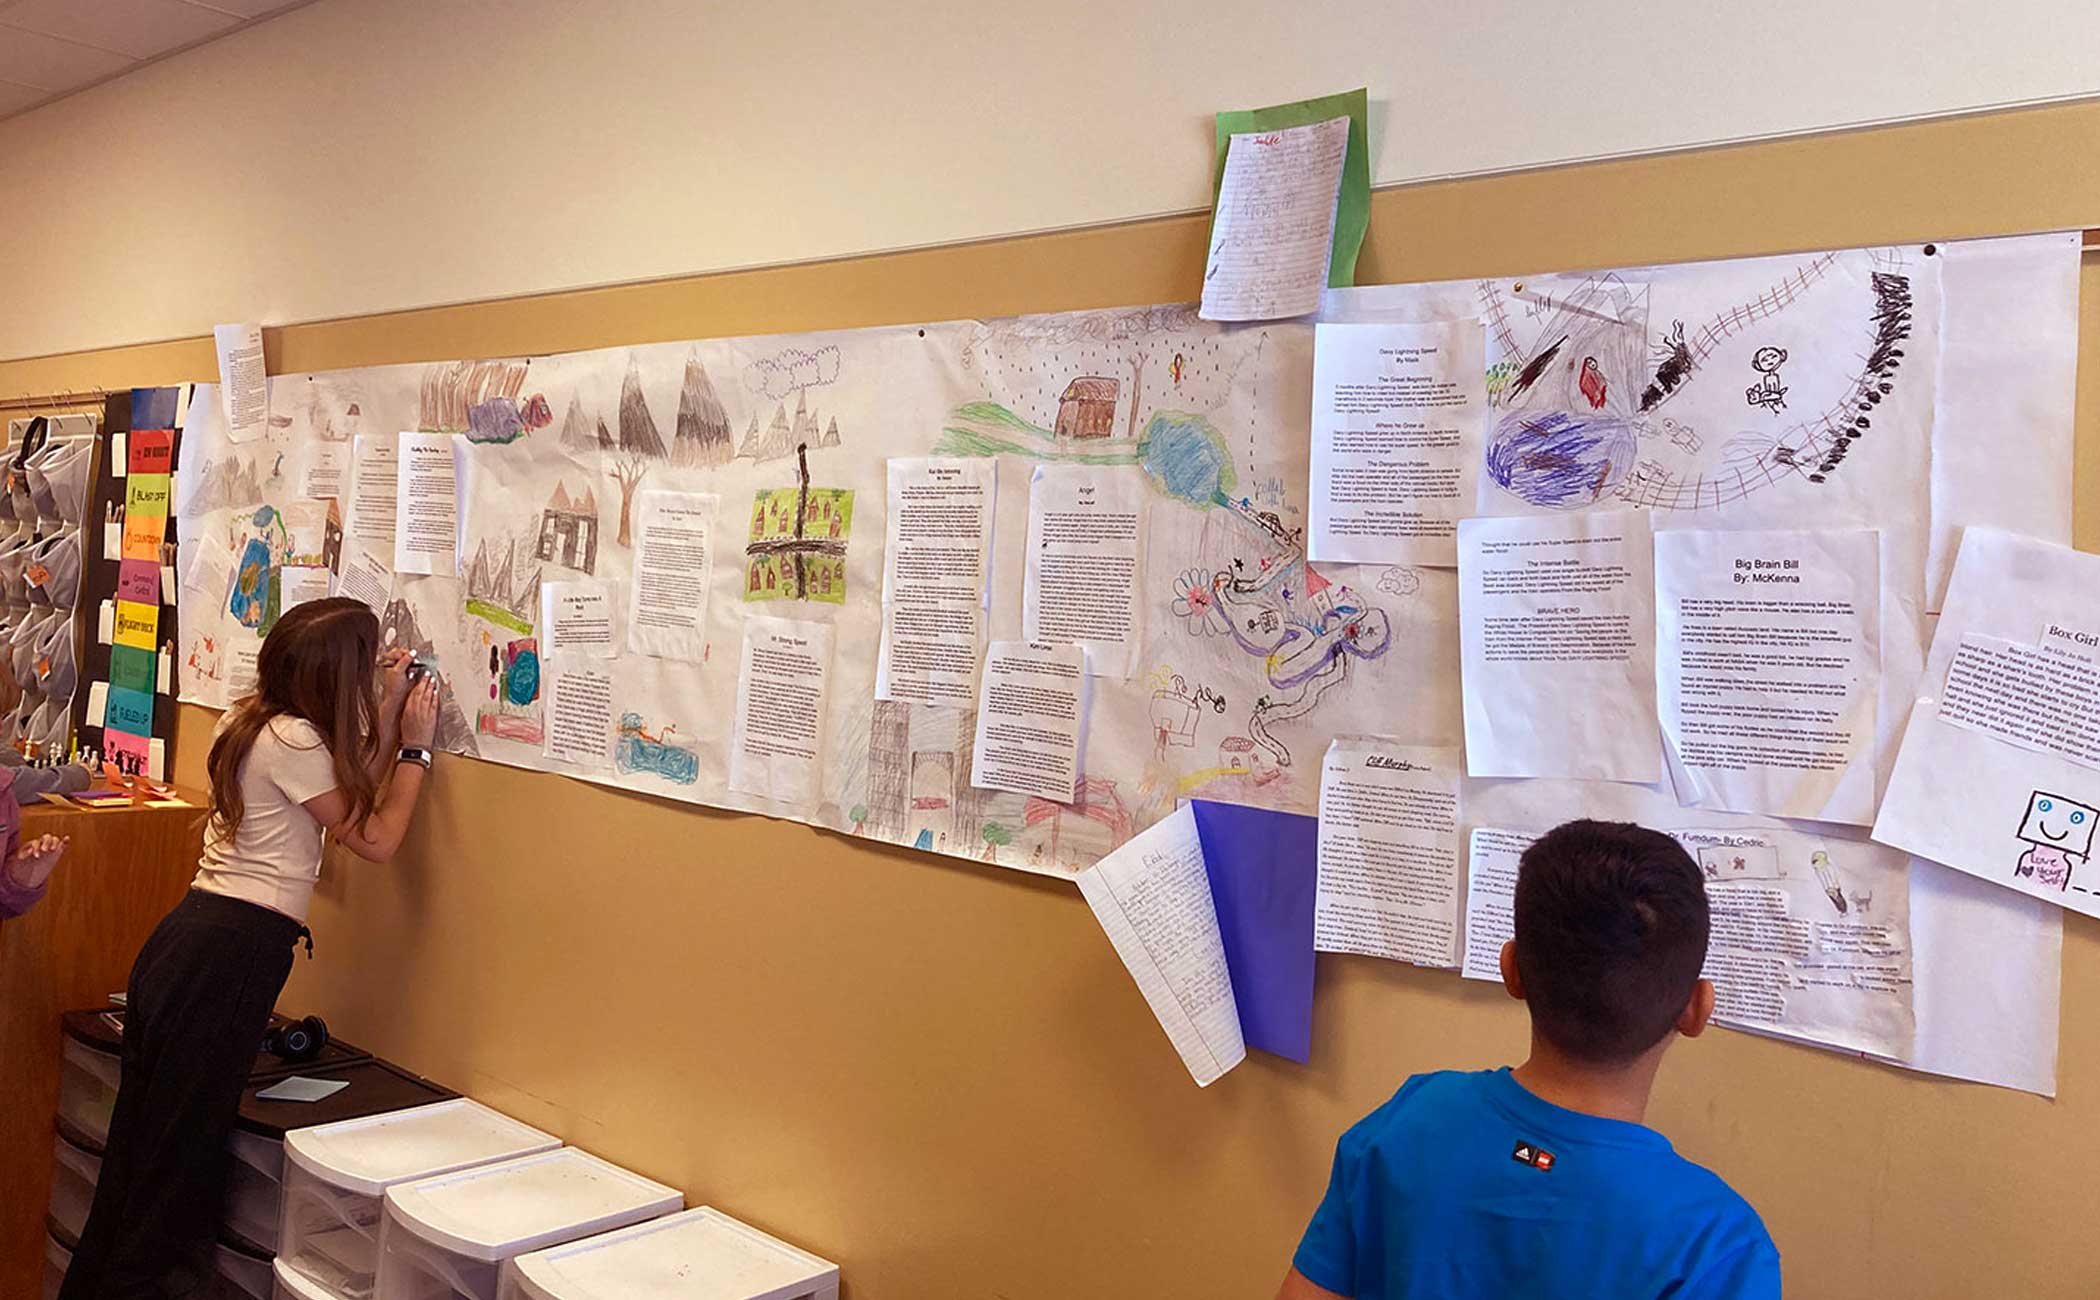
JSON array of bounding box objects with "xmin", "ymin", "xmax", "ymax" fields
[
  {"xmin": 1309, "ymin": 321, "xmax": 1486, "ymax": 566},
  {"xmin": 297, "ymin": 441, "xmax": 346, "ymax": 501},
  {"xmin": 878, "ymin": 457, "xmax": 995, "ymax": 707},
  {"xmin": 334, "ymin": 548, "xmax": 392, "ymax": 614},
  {"xmin": 543, "ymin": 667, "xmax": 616, "ymax": 771},
  {"xmin": 1314, "ymin": 739, "xmax": 1463, "ymax": 967},
  {"xmin": 1023, "ymin": 465, "xmax": 1144, "ymax": 679},
  {"xmin": 1876, "ymin": 528, "xmax": 2100, "ymax": 918},
  {"xmin": 348, "ymin": 433, "xmax": 398, "ymax": 562},
  {"xmin": 627, "ymin": 490, "xmax": 717, "ymax": 662},
  {"xmin": 1461, "ymin": 827, "xmax": 1527, "ymax": 982},
  {"xmin": 213, "ymin": 322, "xmax": 268, "ymax": 445},
  {"xmin": 729, "ymin": 615, "xmax": 835, "ymax": 807},
  {"xmin": 1465, "ymin": 824, "xmax": 1914, "ymax": 1060},
  {"xmin": 542, "ymin": 580, "xmax": 617, "ymax": 659},
  {"xmin": 1656, "ymin": 528, "xmax": 1881, "ymax": 825},
  {"xmin": 970, "ymin": 641, "xmax": 1085, "ymax": 803},
  {"xmin": 1458, "ymin": 511, "xmax": 1659, "ymax": 782},
  {"xmin": 1678, "ymin": 826, "xmax": 1913, "ymax": 1060},
  {"xmin": 392, "ymin": 432, "xmax": 459, "ymax": 577}
]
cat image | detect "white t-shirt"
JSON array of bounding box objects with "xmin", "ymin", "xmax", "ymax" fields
[{"xmin": 192, "ymin": 713, "xmax": 344, "ymax": 922}]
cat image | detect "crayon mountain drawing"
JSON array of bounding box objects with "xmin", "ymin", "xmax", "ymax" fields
[
  {"xmin": 672, "ymin": 351, "xmax": 735, "ymax": 468},
  {"xmin": 739, "ymin": 346, "xmax": 844, "ymax": 463}
]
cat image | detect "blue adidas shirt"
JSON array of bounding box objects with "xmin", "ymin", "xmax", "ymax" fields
[{"xmin": 1294, "ymin": 1069, "xmax": 1779, "ymax": 1299}]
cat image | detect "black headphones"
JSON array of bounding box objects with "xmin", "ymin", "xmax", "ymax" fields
[{"xmin": 262, "ymin": 1014, "xmax": 329, "ymax": 1062}]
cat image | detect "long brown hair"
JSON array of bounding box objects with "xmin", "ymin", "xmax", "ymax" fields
[{"xmin": 207, "ymin": 597, "xmax": 382, "ymax": 840}]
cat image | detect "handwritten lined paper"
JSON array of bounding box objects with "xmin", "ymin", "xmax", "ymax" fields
[
  {"xmin": 1200, "ymin": 116, "xmax": 1349, "ymax": 322},
  {"xmin": 1076, "ymin": 804, "xmax": 1247, "ymax": 1086}
]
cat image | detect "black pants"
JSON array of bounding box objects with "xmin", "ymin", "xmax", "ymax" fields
[{"xmin": 59, "ymin": 890, "xmax": 301, "ymax": 1300}]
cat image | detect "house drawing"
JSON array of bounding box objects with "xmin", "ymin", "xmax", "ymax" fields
[
  {"xmin": 1219, "ymin": 734, "xmax": 1266, "ymax": 772},
  {"xmin": 1053, "ymin": 376, "xmax": 1119, "ymax": 440},
  {"xmin": 537, "ymin": 481, "xmax": 600, "ymax": 575}
]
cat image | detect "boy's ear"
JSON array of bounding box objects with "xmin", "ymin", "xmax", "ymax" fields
[
  {"xmin": 1498, "ymin": 940, "xmax": 1526, "ymax": 1000},
  {"xmin": 1677, "ymin": 978, "xmax": 1715, "ymax": 1039}
]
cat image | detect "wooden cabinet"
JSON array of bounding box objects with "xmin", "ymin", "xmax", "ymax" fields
[{"xmin": 0, "ymin": 794, "xmax": 206, "ymax": 1300}]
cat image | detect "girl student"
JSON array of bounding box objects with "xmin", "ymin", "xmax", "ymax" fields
[{"xmin": 61, "ymin": 597, "xmax": 440, "ymax": 1299}]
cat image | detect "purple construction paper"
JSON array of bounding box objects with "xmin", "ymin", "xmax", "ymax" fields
[{"xmin": 1190, "ymin": 798, "xmax": 1318, "ymax": 1064}]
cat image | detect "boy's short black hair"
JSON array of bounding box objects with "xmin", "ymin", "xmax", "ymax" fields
[{"xmin": 1512, "ymin": 819, "xmax": 1710, "ymax": 1063}]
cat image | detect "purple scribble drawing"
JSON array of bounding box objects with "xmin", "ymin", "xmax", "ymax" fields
[{"xmin": 1485, "ymin": 412, "xmax": 1639, "ymax": 509}]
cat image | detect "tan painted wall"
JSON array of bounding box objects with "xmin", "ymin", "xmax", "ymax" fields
[{"xmin": 7, "ymin": 102, "xmax": 2099, "ymax": 1298}]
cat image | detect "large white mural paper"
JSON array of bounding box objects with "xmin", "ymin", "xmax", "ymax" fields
[
  {"xmin": 172, "ymin": 231, "xmax": 2072, "ymax": 989},
  {"xmin": 179, "ymin": 308, "xmax": 1455, "ymax": 877}
]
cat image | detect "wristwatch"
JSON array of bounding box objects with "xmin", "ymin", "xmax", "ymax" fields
[{"xmin": 397, "ymin": 746, "xmax": 434, "ymax": 769}]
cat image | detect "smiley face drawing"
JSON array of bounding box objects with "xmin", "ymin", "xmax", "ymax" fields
[{"xmin": 2014, "ymin": 792, "xmax": 2097, "ymax": 892}]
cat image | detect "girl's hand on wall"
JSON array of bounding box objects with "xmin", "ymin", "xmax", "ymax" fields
[
  {"xmin": 378, "ymin": 647, "xmax": 415, "ymax": 718},
  {"xmin": 400, "ymin": 678, "xmax": 438, "ymax": 748}
]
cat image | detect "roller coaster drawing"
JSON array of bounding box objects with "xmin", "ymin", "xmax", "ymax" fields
[
  {"xmin": 1175, "ymin": 498, "xmax": 1395, "ymax": 775},
  {"xmin": 1472, "ymin": 247, "xmax": 1921, "ymax": 513}
]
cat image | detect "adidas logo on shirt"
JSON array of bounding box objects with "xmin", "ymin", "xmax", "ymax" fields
[{"xmin": 1511, "ymin": 1140, "xmax": 1557, "ymax": 1171}]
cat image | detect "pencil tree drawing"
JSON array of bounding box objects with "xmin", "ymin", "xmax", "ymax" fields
[{"xmin": 612, "ymin": 359, "xmax": 668, "ymax": 546}]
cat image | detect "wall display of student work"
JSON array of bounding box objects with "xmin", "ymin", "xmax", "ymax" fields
[
  {"xmin": 172, "ymin": 230, "xmax": 2081, "ymax": 1097},
  {"xmin": 3, "ymin": 414, "xmax": 99, "ymax": 762}
]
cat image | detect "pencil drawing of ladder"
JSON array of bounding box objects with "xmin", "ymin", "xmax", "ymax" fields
[{"xmin": 743, "ymin": 443, "xmax": 846, "ymax": 600}]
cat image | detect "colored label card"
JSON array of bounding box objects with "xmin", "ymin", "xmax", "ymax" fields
[
  {"xmin": 113, "ymin": 600, "xmax": 158, "ymax": 650},
  {"xmin": 105, "ymin": 728, "xmax": 150, "ymax": 777},
  {"xmin": 117, "ymin": 558, "xmax": 160, "ymax": 606},
  {"xmin": 125, "ymin": 472, "xmax": 172, "ymax": 518},
  {"xmin": 108, "ymin": 644, "xmax": 156, "ymax": 694},
  {"xmin": 105, "ymin": 686, "xmax": 155, "ymax": 737},
  {"xmin": 121, "ymin": 511, "xmax": 164, "ymax": 561}
]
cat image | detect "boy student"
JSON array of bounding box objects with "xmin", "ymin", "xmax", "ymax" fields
[{"xmin": 1278, "ymin": 820, "xmax": 1779, "ymax": 1300}]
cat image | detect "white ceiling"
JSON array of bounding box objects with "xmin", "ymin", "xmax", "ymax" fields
[{"xmin": 0, "ymin": 0, "xmax": 310, "ymax": 122}]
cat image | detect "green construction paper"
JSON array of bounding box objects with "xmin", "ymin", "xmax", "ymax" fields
[
  {"xmin": 108, "ymin": 644, "xmax": 156, "ymax": 695},
  {"xmin": 1212, "ymin": 88, "xmax": 1370, "ymax": 289}
]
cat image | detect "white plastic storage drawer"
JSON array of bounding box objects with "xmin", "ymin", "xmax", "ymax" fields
[
  {"xmin": 226, "ymin": 1129, "xmax": 287, "ymax": 1253},
  {"xmin": 210, "ymin": 1241, "xmax": 273, "ymax": 1300},
  {"xmin": 57, "ymin": 1036, "xmax": 121, "ymax": 1148},
  {"xmin": 500, "ymin": 1206, "xmax": 839, "ymax": 1300},
  {"xmin": 44, "ymin": 1231, "xmax": 72, "ymax": 1300},
  {"xmin": 377, "ymin": 1149, "xmax": 681, "ymax": 1300},
  {"xmin": 274, "ymin": 1257, "xmax": 333, "ymax": 1300},
  {"xmin": 279, "ymin": 1099, "xmax": 559, "ymax": 1300},
  {"xmin": 48, "ymin": 1132, "xmax": 101, "ymax": 1243}
]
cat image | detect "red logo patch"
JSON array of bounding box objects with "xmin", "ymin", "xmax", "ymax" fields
[{"xmin": 1511, "ymin": 1139, "xmax": 1557, "ymax": 1171}]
